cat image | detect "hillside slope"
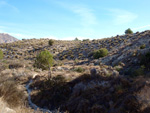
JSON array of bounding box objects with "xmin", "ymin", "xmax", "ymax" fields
[
  {"xmin": 0, "ymin": 33, "xmax": 18, "ymax": 43},
  {"xmin": 1, "ymin": 30, "xmax": 150, "ymax": 112}
]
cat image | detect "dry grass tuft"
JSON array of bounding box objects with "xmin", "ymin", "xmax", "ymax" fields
[
  {"xmin": 0, "ymin": 97, "xmax": 35, "ymax": 113},
  {"xmin": 0, "ymin": 80, "xmax": 25, "ymax": 108}
]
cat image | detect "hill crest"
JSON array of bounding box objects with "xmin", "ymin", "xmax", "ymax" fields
[{"xmin": 0, "ymin": 33, "xmax": 18, "ymax": 43}]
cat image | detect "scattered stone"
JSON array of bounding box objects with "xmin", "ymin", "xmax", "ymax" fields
[
  {"xmin": 101, "ymin": 68, "xmax": 109, "ymax": 75},
  {"xmin": 89, "ymin": 63, "xmax": 94, "ymax": 66},
  {"xmin": 90, "ymin": 68, "xmax": 97, "ymax": 76},
  {"xmin": 112, "ymin": 70, "xmax": 119, "ymax": 77},
  {"xmin": 57, "ymin": 67, "xmax": 63, "ymax": 71},
  {"xmin": 120, "ymin": 62, "xmax": 125, "ymax": 67}
]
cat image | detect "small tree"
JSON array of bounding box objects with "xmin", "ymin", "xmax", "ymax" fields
[
  {"xmin": 125, "ymin": 28, "xmax": 133, "ymax": 34},
  {"xmin": 93, "ymin": 48, "xmax": 108, "ymax": 59},
  {"xmin": 74, "ymin": 37, "xmax": 79, "ymax": 41},
  {"xmin": 0, "ymin": 49, "xmax": 3, "ymax": 60},
  {"xmin": 48, "ymin": 39, "xmax": 54, "ymax": 46},
  {"xmin": 34, "ymin": 50, "xmax": 53, "ymax": 79}
]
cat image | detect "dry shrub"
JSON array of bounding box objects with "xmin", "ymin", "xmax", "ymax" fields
[
  {"xmin": 0, "ymin": 80, "xmax": 25, "ymax": 108},
  {"xmin": 0, "ymin": 60, "xmax": 9, "ymax": 72},
  {"xmin": 0, "ymin": 97, "xmax": 36, "ymax": 113},
  {"xmin": 9, "ymin": 62, "xmax": 24, "ymax": 69}
]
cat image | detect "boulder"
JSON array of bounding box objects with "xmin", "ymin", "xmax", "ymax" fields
[{"xmin": 90, "ymin": 68, "xmax": 97, "ymax": 76}]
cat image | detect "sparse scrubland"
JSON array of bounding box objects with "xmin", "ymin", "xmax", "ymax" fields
[{"xmin": 1, "ymin": 30, "xmax": 150, "ymax": 112}]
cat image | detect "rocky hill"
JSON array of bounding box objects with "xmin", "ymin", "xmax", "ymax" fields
[
  {"xmin": 1, "ymin": 30, "xmax": 150, "ymax": 113},
  {"xmin": 0, "ymin": 33, "xmax": 18, "ymax": 43},
  {"xmin": 1, "ymin": 30, "xmax": 150, "ymax": 68}
]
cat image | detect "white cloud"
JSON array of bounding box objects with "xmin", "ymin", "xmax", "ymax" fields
[
  {"xmin": 0, "ymin": 26, "xmax": 4, "ymax": 32},
  {"xmin": 0, "ymin": 25, "xmax": 7, "ymax": 33},
  {"xmin": 0, "ymin": 1, "xmax": 19, "ymax": 12},
  {"xmin": 108, "ymin": 9, "xmax": 137, "ymax": 25},
  {"xmin": 0, "ymin": 26, "xmax": 6, "ymax": 29},
  {"xmin": 0, "ymin": 29, "xmax": 3, "ymax": 32},
  {"xmin": 59, "ymin": 36, "xmax": 90, "ymax": 40},
  {"xmin": 133, "ymin": 25, "xmax": 150, "ymax": 30},
  {"xmin": 42, "ymin": 35, "xmax": 90, "ymax": 40},
  {"xmin": 57, "ymin": 2, "xmax": 97, "ymax": 27},
  {"xmin": 42, "ymin": 35, "xmax": 58, "ymax": 40},
  {"xmin": 71, "ymin": 6, "xmax": 97, "ymax": 27},
  {"xmin": 9, "ymin": 33, "xmax": 36, "ymax": 39},
  {"xmin": 10, "ymin": 33, "xmax": 90, "ymax": 41}
]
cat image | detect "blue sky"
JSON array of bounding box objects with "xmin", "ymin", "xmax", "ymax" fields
[{"xmin": 0, "ymin": 0, "xmax": 150, "ymax": 40}]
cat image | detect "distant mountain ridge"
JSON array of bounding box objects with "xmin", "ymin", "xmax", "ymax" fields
[{"xmin": 0, "ymin": 33, "xmax": 18, "ymax": 43}]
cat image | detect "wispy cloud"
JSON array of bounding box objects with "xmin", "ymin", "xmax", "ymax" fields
[
  {"xmin": 9, "ymin": 33, "xmax": 36, "ymax": 39},
  {"xmin": 9, "ymin": 33, "xmax": 90, "ymax": 40},
  {"xmin": 133, "ymin": 25, "xmax": 150, "ymax": 30},
  {"xmin": 42, "ymin": 35, "xmax": 90, "ymax": 40},
  {"xmin": 60, "ymin": 36, "xmax": 90, "ymax": 40},
  {"xmin": 0, "ymin": 26, "xmax": 6, "ymax": 29},
  {"xmin": 0, "ymin": 0, "xmax": 19, "ymax": 12},
  {"xmin": 0, "ymin": 29, "xmax": 4, "ymax": 32},
  {"xmin": 0, "ymin": 26, "xmax": 5, "ymax": 32},
  {"xmin": 57, "ymin": 2, "xmax": 97, "ymax": 27},
  {"xmin": 108, "ymin": 9, "xmax": 137, "ymax": 25},
  {"xmin": 71, "ymin": 6, "xmax": 97, "ymax": 27},
  {"xmin": 42, "ymin": 35, "xmax": 58, "ymax": 40}
]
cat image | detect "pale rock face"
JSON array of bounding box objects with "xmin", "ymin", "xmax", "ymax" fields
[
  {"xmin": 0, "ymin": 98, "xmax": 16, "ymax": 113},
  {"xmin": 32, "ymin": 73, "xmax": 38, "ymax": 79},
  {"xmin": 5, "ymin": 107, "xmax": 16, "ymax": 113},
  {"xmin": 97, "ymin": 31, "xmax": 150, "ymax": 67}
]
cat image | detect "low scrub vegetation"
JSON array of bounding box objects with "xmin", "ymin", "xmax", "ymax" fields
[
  {"xmin": 0, "ymin": 98, "xmax": 34, "ymax": 113},
  {"xmin": 140, "ymin": 52, "xmax": 150, "ymax": 70},
  {"xmin": 0, "ymin": 78, "xmax": 25, "ymax": 108},
  {"xmin": 0, "ymin": 49, "xmax": 3, "ymax": 59},
  {"xmin": 132, "ymin": 66, "xmax": 145, "ymax": 77},
  {"xmin": 140, "ymin": 44, "xmax": 146, "ymax": 49},
  {"xmin": 48, "ymin": 39, "xmax": 54, "ymax": 46},
  {"xmin": 34, "ymin": 50, "xmax": 53, "ymax": 70},
  {"xmin": 125, "ymin": 28, "xmax": 133, "ymax": 34},
  {"xmin": 73, "ymin": 67, "xmax": 85, "ymax": 73},
  {"xmin": 93, "ymin": 48, "xmax": 108, "ymax": 59}
]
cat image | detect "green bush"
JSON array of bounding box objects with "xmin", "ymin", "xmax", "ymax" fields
[
  {"xmin": 48, "ymin": 39, "xmax": 54, "ymax": 46},
  {"xmin": 82, "ymin": 39, "xmax": 90, "ymax": 42},
  {"xmin": 74, "ymin": 67, "xmax": 85, "ymax": 73},
  {"xmin": 0, "ymin": 49, "xmax": 3, "ymax": 59},
  {"xmin": 93, "ymin": 48, "xmax": 108, "ymax": 59},
  {"xmin": 74, "ymin": 37, "xmax": 79, "ymax": 41},
  {"xmin": 125, "ymin": 28, "xmax": 133, "ymax": 34},
  {"xmin": 9, "ymin": 62, "xmax": 24, "ymax": 69},
  {"xmin": 34, "ymin": 50, "xmax": 53, "ymax": 70},
  {"xmin": 140, "ymin": 44, "xmax": 146, "ymax": 49}
]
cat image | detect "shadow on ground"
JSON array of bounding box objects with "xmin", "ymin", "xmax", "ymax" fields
[{"xmin": 30, "ymin": 74, "xmax": 150, "ymax": 113}]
